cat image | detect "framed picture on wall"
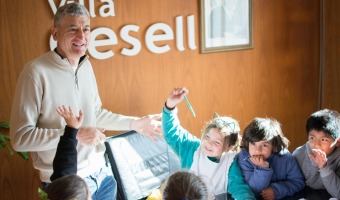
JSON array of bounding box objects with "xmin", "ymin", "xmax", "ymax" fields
[{"xmin": 200, "ymin": 0, "xmax": 253, "ymax": 53}]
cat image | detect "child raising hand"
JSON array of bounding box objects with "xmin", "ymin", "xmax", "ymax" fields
[
  {"xmin": 50, "ymin": 105, "xmax": 84, "ymax": 181},
  {"xmin": 162, "ymin": 87, "xmax": 255, "ymax": 200},
  {"xmin": 46, "ymin": 106, "xmax": 90, "ymax": 200}
]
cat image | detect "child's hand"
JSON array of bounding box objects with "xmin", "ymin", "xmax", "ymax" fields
[
  {"xmin": 260, "ymin": 187, "xmax": 275, "ymax": 200},
  {"xmin": 308, "ymin": 149, "xmax": 327, "ymax": 169},
  {"xmin": 165, "ymin": 87, "xmax": 189, "ymax": 109},
  {"xmin": 56, "ymin": 105, "xmax": 84, "ymax": 129},
  {"xmin": 250, "ymin": 155, "xmax": 269, "ymax": 168}
]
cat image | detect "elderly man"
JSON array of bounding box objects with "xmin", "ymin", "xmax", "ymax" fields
[{"xmin": 10, "ymin": 3, "xmax": 161, "ymax": 200}]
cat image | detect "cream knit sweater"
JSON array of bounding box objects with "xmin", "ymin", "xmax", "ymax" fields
[{"xmin": 10, "ymin": 51, "xmax": 135, "ymax": 182}]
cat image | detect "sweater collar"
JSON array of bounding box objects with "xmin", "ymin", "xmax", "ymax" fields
[{"xmin": 53, "ymin": 48, "xmax": 87, "ymax": 66}]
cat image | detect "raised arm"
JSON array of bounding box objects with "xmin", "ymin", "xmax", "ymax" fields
[
  {"xmin": 161, "ymin": 87, "xmax": 200, "ymax": 169},
  {"xmin": 50, "ymin": 106, "xmax": 84, "ymax": 181}
]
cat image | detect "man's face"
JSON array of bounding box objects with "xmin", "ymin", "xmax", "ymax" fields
[{"xmin": 52, "ymin": 15, "xmax": 90, "ymax": 62}]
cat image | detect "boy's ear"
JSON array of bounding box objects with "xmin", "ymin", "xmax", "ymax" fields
[{"xmin": 336, "ymin": 138, "xmax": 340, "ymax": 147}]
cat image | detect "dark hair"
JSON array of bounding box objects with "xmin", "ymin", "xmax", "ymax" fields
[
  {"xmin": 162, "ymin": 171, "xmax": 210, "ymax": 200},
  {"xmin": 54, "ymin": 3, "xmax": 90, "ymax": 27},
  {"xmin": 241, "ymin": 117, "xmax": 289, "ymax": 155},
  {"xmin": 45, "ymin": 174, "xmax": 90, "ymax": 200},
  {"xmin": 306, "ymin": 109, "xmax": 340, "ymax": 141},
  {"xmin": 201, "ymin": 116, "xmax": 241, "ymax": 152}
]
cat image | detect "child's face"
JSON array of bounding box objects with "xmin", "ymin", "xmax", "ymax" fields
[
  {"xmin": 201, "ymin": 128, "xmax": 225, "ymax": 158},
  {"xmin": 308, "ymin": 130, "xmax": 338, "ymax": 156},
  {"xmin": 248, "ymin": 140, "xmax": 273, "ymax": 160}
]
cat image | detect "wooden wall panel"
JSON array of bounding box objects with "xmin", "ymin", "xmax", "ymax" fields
[
  {"xmin": 0, "ymin": 0, "xmax": 320, "ymax": 199},
  {"xmin": 322, "ymin": 0, "xmax": 340, "ymax": 110}
]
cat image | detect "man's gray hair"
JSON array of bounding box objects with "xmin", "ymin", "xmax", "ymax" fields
[{"xmin": 54, "ymin": 3, "xmax": 90, "ymax": 27}]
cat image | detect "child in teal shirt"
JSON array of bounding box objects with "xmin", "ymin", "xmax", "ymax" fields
[{"xmin": 162, "ymin": 87, "xmax": 255, "ymax": 200}]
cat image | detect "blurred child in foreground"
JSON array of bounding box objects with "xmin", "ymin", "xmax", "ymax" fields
[{"xmin": 147, "ymin": 170, "xmax": 211, "ymax": 200}]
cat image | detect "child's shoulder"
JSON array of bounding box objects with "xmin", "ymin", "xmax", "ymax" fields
[
  {"xmin": 292, "ymin": 143, "xmax": 308, "ymax": 156},
  {"xmin": 236, "ymin": 149, "xmax": 250, "ymax": 162},
  {"xmin": 331, "ymin": 146, "xmax": 340, "ymax": 157},
  {"xmin": 278, "ymin": 149, "xmax": 296, "ymax": 160}
]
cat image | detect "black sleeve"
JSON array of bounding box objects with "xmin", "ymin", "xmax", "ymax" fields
[{"xmin": 50, "ymin": 125, "xmax": 78, "ymax": 182}]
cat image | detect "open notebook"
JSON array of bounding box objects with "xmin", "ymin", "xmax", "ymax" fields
[{"xmin": 105, "ymin": 130, "xmax": 181, "ymax": 200}]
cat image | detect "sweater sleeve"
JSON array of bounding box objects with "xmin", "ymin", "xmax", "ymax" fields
[
  {"xmin": 95, "ymin": 108, "xmax": 137, "ymax": 131},
  {"xmin": 162, "ymin": 106, "xmax": 200, "ymax": 169},
  {"xmin": 228, "ymin": 156, "xmax": 256, "ymax": 200},
  {"xmin": 50, "ymin": 125, "xmax": 78, "ymax": 181},
  {"xmin": 320, "ymin": 164, "xmax": 340, "ymax": 198},
  {"xmin": 269, "ymin": 153, "xmax": 305, "ymax": 199},
  {"xmin": 10, "ymin": 63, "xmax": 64, "ymax": 152},
  {"xmin": 237, "ymin": 150, "xmax": 273, "ymax": 195}
]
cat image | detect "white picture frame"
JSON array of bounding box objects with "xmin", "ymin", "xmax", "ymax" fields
[{"xmin": 200, "ymin": 0, "xmax": 253, "ymax": 53}]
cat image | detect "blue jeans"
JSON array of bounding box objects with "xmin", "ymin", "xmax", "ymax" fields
[{"xmin": 84, "ymin": 164, "xmax": 117, "ymax": 200}]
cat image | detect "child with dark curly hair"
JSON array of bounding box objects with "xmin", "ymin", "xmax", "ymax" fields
[{"xmin": 238, "ymin": 117, "xmax": 304, "ymax": 200}]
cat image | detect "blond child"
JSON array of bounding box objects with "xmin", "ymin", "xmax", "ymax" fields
[{"xmin": 162, "ymin": 87, "xmax": 255, "ymax": 200}]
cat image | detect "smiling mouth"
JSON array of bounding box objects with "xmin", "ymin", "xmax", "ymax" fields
[{"xmin": 73, "ymin": 43, "xmax": 85, "ymax": 47}]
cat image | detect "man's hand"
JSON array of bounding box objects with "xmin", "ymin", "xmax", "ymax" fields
[
  {"xmin": 250, "ymin": 155, "xmax": 269, "ymax": 168},
  {"xmin": 308, "ymin": 149, "xmax": 327, "ymax": 169},
  {"xmin": 261, "ymin": 187, "xmax": 275, "ymax": 200},
  {"xmin": 76, "ymin": 126, "xmax": 106, "ymax": 147},
  {"xmin": 130, "ymin": 114, "xmax": 162, "ymax": 142}
]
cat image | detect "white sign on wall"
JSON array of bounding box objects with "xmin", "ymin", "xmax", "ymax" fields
[{"xmin": 48, "ymin": 0, "xmax": 196, "ymax": 60}]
